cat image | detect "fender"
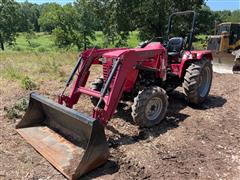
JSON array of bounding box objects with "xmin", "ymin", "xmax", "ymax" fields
[{"xmin": 178, "ymin": 50, "xmax": 213, "ymax": 78}]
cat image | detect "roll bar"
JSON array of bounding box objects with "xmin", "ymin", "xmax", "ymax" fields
[{"xmin": 167, "ymin": 10, "xmax": 197, "ymax": 50}]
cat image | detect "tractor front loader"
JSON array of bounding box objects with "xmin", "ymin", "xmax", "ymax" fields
[
  {"xmin": 207, "ymin": 22, "xmax": 240, "ymax": 73},
  {"xmin": 16, "ymin": 11, "xmax": 213, "ymax": 179}
]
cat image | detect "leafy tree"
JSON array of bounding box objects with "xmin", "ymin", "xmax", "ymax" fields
[
  {"xmin": 39, "ymin": 3, "xmax": 62, "ymax": 33},
  {"xmin": 196, "ymin": 5, "xmax": 216, "ymax": 35},
  {"xmin": 17, "ymin": 2, "xmax": 34, "ymax": 32},
  {"xmin": 52, "ymin": 4, "xmax": 80, "ymax": 49},
  {"xmin": 214, "ymin": 10, "xmax": 240, "ymax": 23},
  {"xmin": 8, "ymin": 2, "xmax": 41, "ymax": 33},
  {"xmin": 91, "ymin": 0, "xmax": 135, "ymax": 47},
  {"xmin": 228, "ymin": 10, "xmax": 240, "ymax": 22},
  {"xmin": 74, "ymin": 0, "xmax": 96, "ymax": 49},
  {"xmin": 132, "ymin": 0, "xmax": 204, "ymax": 40},
  {"xmin": 22, "ymin": 2, "xmax": 41, "ymax": 32},
  {"xmin": 0, "ymin": 0, "xmax": 19, "ymax": 50},
  {"xmin": 91, "ymin": 0, "xmax": 205, "ymax": 46},
  {"xmin": 41, "ymin": 1, "xmax": 96, "ymax": 50}
]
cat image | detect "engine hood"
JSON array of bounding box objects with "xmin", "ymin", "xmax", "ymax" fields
[{"xmin": 102, "ymin": 49, "xmax": 130, "ymax": 58}]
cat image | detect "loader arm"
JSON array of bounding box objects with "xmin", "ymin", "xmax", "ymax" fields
[
  {"xmin": 60, "ymin": 48, "xmax": 163, "ymax": 125},
  {"xmin": 59, "ymin": 48, "xmax": 127, "ymax": 107},
  {"xmin": 98, "ymin": 49, "xmax": 164, "ymax": 124}
]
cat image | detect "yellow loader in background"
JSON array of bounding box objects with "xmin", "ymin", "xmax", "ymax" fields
[{"xmin": 207, "ymin": 22, "xmax": 240, "ymax": 73}]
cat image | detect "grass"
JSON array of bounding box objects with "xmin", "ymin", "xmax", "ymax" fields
[
  {"xmin": 3, "ymin": 31, "xmax": 204, "ymax": 52},
  {"xmin": 21, "ymin": 76, "xmax": 38, "ymax": 90},
  {"xmin": 0, "ymin": 32, "xmax": 206, "ymax": 90},
  {"xmin": 91, "ymin": 31, "xmax": 140, "ymax": 48},
  {"xmin": 7, "ymin": 32, "xmax": 55, "ymax": 52},
  {"xmin": 4, "ymin": 31, "xmax": 140, "ymax": 52},
  {"xmin": 4, "ymin": 98, "xmax": 28, "ymax": 119},
  {"xmin": 0, "ymin": 51, "xmax": 78, "ymax": 91}
]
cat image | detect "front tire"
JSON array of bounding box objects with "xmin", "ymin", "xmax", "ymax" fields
[
  {"xmin": 183, "ymin": 59, "xmax": 213, "ymax": 104},
  {"xmin": 131, "ymin": 86, "xmax": 168, "ymax": 128}
]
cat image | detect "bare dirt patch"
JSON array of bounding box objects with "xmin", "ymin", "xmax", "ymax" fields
[{"xmin": 0, "ymin": 72, "xmax": 240, "ymax": 180}]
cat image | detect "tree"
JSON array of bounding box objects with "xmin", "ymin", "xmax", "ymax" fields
[
  {"xmin": 91, "ymin": 0, "xmax": 135, "ymax": 47},
  {"xmin": 74, "ymin": 0, "xmax": 96, "ymax": 49},
  {"xmin": 0, "ymin": 0, "xmax": 19, "ymax": 50},
  {"xmin": 214, "ymin": 10, "xmax": 240, "ymax": 23},
  {"xmin": 91, "ymin": 0, "xmax": 205, "ymax": 46},
  {"xmin": 228, "ymin": 10, "xmax": 240, "ymax": 22},
  {"xmin": 39, "ymin": 3, "xmax": 62, "ymax": 33},
  {"xmin": 52, "ymin": 4, "xmax": 81, "ymax": 49},
  {"xmin": 17, "ymin": 2, "xmax": 34, "ymax": 32},
  {"xmin": 40, "ymin": 1, "xmax": 96, "ymax": 50},
  {"xmin": 196, "ymin": 5, "xmax": 216, "ymax": 35},
  {"xmin": 132, "ymin": 0, "xmax": 205, "ymax": 40},
  {"xmin": 17, "ymin": 2, "xmax": 41, "ymax": 32}
]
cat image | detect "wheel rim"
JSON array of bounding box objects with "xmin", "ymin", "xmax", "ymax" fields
[
  {"xmin": 145, "ymin": 97, "xmax": 162, "ymax": 121},
  {"xmin": 198, "ymin": 66, "xmax": 211, "ymax": 97}
]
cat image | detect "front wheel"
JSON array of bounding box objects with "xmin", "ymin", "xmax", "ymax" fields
[
  {"xmin": 131, "ymin": 86, "xmax": 168, "ymax": 127},
  {"xmin": 183, "ymin": 59, "xmax": 213, "ymax": 104}
]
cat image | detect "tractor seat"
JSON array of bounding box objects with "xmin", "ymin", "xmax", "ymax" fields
[{"xmin": 167, "ymin": 37, "xmax": 184, "ymax": 58}]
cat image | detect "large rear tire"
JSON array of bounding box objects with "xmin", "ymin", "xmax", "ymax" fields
[
  {"xmin": 183, "ymin": 59, "xmax": 213, "ymax": 104},
  {"xmin": 131, "ymin": 86, "xmax": 168, "ymax": 128}
]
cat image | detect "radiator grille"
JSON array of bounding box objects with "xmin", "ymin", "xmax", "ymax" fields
[{"xmin": 102, "ymin": 61, "xmax": 116, "ymax": 83}]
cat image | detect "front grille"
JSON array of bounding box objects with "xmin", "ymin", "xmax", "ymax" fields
[
  {"xmin": 103, "ymin": 62, "xmax": 112, "ymax": 81},
  {"xmin": 102, "ymin": 61, "xmax": 116, "ymax": 83}
]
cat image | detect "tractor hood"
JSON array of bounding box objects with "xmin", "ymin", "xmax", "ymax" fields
[{"xmin": 102, "ymin": 49, "xmax": 130, "ymax": 59}]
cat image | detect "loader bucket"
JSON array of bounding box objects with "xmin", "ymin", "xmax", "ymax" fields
[
  {"xmin": 232, "ymin": 49, "xmax": 240, "ymax": 74},
  {"xmin": 212, "ymin": 51, "xmax": 236, "ymax": 74},
  {"xmin": 16, "ymin": 93, "xmax": 109, "ymax": 180}
]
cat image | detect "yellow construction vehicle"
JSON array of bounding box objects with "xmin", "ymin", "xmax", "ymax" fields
[{"xmin": 207, "ymin": 22, "xmax": 240, "ymax": 73}]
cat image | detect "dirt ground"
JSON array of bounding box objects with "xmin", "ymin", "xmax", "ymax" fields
[{"xmin": 0, "ymin": 72, "xmax": 240, "ymax": 180}]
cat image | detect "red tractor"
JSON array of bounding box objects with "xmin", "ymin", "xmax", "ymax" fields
[{"xmin": 17, "ymin": 11, "xmax": 213, "ymax": 179}]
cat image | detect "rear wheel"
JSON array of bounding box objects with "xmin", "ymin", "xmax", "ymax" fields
[
  {"xmin": 131, "ymin": 86, "xmax": 168, "ymax": 127},
  {"xmin": 183, "ymin": 59, "xmax": 212, "ymax": 104},
  {"xmin": 90, "ymin": 77, "xmax": 103, "ymax": 106},
  {"xmin": 233, "ymin": 52, "xmax": 240, "ymax": 73}
]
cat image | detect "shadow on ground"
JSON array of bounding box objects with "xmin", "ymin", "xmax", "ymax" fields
[
  {"xmin": 108, "ymin": 90, "xmax": 227, "ymax": 148},
  {"xmin": 81, "ymin": 160, "xmax": 119, "ymax": 179},
  {"xmin": 79, "ymin": 90, "xmax": 227, "ymax": 179}
]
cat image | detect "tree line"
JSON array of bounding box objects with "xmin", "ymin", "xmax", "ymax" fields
[{"xmin": 0, "ymin": 0, "xmax": 239, "ymax": 51}]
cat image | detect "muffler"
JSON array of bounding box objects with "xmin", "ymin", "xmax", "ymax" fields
[{"xmin": 16, "ymin": 93, "xmax": 109, "ymax": 180}]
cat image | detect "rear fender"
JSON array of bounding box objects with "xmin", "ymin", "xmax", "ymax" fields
[{"xmin": 178, "ymin": 50, "xmax": 213, "ymax": 78}]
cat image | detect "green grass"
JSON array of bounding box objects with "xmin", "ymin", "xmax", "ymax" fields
[
  {"xmin": 91, "ymin": 31, "xmax": 140, "ymax": 48},
  {"xmin": 4, "ymin": 98, "xmax": 28, "ymax": 120},
  {"xmin": 3, "ymin": 31, "xmax": 206, "ymax": 52},
  {"xmin": 0, "ymin": 31, "xmax": 140, "ymax": 90},
  {"xmin": 0, "ymin": 32, "xmax": 207, "ymax": 93},
  {"xmin": 4, "ymin": 31, "xmax": 140, "ymax": 52},
  {"xmin": 0, "ymin": 51, "xmax": 78, "ymax": 89},
  {"xmin": 6, "ymin": 32, "xmax": 55, "ymax": 52}
]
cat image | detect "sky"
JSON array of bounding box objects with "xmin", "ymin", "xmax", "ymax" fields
[{"xmin": 16, "ymin": 0, "xmax": 240, "ymax": 11}]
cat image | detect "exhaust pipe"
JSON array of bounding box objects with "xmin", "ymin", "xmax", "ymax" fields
[{"xmin": 16, "ymin": 93, "xmax": 109, "ymax": 179}]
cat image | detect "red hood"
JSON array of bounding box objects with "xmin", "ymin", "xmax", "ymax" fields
[{"xmin": 103, "ymin": 49, "xmax": 130, "ymax": 58}]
